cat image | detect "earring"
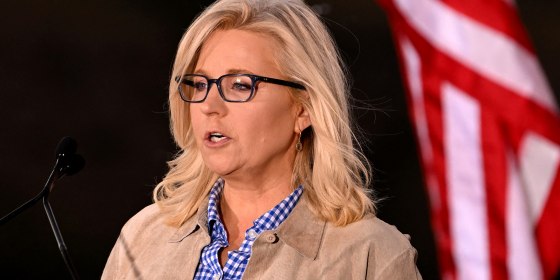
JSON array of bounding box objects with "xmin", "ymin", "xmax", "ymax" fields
[{"xmin": 296, "ymin": 132, "xmax": 303, "ymax": 152}]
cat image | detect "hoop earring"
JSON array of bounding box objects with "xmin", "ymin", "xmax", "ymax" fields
[{"xmin": 296, "ymin": 132, "xmax": 303, "ymax": 152}]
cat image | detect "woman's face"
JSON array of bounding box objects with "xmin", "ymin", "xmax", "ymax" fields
[{"xmin": 190, "ymin": 29, "xmax": 305, "ymax": 181}]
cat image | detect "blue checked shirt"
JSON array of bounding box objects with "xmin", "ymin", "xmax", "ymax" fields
[{"xmin": 193, "ymin": 178, "xmax": 303, "ymax": 280}]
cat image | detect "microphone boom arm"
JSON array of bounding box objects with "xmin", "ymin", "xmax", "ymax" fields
[{"xmin": 0, "ymin": 158, "xmax": 59, "ymax": 226}]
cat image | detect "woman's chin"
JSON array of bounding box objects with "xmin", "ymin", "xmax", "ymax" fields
[{"xmin": 205, "ymin": 163, "xmax": 237, "ymax": 178}]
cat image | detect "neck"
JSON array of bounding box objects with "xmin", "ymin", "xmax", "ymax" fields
[
  {"xmin": 220, "ymin": 173, "xmax": 293, "ymax": 223},
  {"xmin": 217, "ymin": 173, "xmax": 294, "ymax": 253}
]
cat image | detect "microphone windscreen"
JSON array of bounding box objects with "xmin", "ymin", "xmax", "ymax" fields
[
  {"xmin": 64, "ymin": 154, "xmax": 85, "ymax": 176},
  {"xmin": 55, "ymin": 137, "xmax": 77, "ymax": 159}
]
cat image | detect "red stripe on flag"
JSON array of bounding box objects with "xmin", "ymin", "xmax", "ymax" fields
[
  {"xmin": 536, "ymin": 172, "xmax": 560, "ymax": 279},
  {"xmin": 480, "ymin": 109, "xmax": 508, "ymax": 280},
  {"xmin": 423, "ymin": 67, "xmax": 456, "ymax": 280}
]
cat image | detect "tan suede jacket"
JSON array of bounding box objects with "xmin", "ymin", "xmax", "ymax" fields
[{"xmin": 102, "ymin": 196, "xmax": 422, "ymax": 279}]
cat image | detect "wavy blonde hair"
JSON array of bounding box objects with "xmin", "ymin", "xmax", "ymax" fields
[{"xmin": 154, "ymin": 0, "xmax": 375, "ymax": 227}]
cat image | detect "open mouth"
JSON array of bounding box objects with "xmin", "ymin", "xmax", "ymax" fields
[{"xmin": 209, "ymin": 132, "xmax": 226, "ymax": 143}]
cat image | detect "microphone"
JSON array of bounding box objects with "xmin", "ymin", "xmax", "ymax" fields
[
  {"xmin": 56, "ymin": 136, "xmax": 77, "ymax": 159},
  {"xmin": 54, "ymin": 137, "xmax": 83, "ymax": 178},
  {"xmin": 0, "ymin": 136, "xmax": 84, "ymax": 279}
]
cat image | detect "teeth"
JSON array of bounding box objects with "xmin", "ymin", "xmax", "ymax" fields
[{"xmin": 209, "ymin": 133, "xmax": 225, "ymax": 143}]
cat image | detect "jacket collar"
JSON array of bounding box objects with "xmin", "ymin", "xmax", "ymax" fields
[
  {"xmin": 168, "ymin": 198, "xmax": 210, "ymax": 243},
  {"xmin": 275, "ymin": 195, "xmax": 326, "ymax": 260},
  {"xmin": 167, "ymin": 192, "xmax": 327, "ymax": 261}
]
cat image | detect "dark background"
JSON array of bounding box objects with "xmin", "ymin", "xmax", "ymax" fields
[{"xmin": 0, "ymin": 1, "xmax": 558, "ymax": 279}]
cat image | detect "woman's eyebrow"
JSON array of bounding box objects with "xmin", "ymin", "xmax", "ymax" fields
[
  {"xmin": 227, "ymin": 68, "xmax": 255, "ymax": 75},
  {"xmin": 192, "ymin": 69, "xmax": 208, "ymax": 75},
  {"xmin": 191, "ymin": 69, "xmax": 255, "ymax": 76}
]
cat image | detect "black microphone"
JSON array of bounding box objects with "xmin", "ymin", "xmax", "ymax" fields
[
  {"xmin": 54, "ymin": 137, "xmax": 82, "ymax": 178},
  {"xmin": 55, "ymin": 136, "xmax": 77, "ymax": 159},
  {"xmin": 0, "ymin": 136, "xmax": 84, "ymax": 279}
]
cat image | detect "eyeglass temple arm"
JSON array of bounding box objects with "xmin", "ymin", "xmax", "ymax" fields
[
  {"xmin": 175, "ymin": 76, "xmax": 195, "ymax": 86},
  {"xmin": 256, "ymin": 76, "xmax": 306, "ymax": 90}
]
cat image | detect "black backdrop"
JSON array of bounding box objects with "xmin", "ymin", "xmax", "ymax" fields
[{"xmin": 0, "ymin": 1, "xmax": 558, "ymax": 279}]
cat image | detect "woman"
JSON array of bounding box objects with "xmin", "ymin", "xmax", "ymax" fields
[{"xmin": 102, "ymin": 0, "xmax": 421, "ymax": 279}]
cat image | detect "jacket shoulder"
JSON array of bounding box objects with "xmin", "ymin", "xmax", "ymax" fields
[
  {"xmin": 322, "ymin": 214, "xmax": 420, "ymax": 279},
  {"xmin": 344, "ymin": 214, "xmax": 413, "ymax": 252},
  {"xmin": 120, "ymin": 204, "xmax": 164, "ymax": 235}
]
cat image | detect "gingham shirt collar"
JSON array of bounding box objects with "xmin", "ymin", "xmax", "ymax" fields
[{"xmin": 194, "ymin": 178, "xmax": 303, "ymax": 280}]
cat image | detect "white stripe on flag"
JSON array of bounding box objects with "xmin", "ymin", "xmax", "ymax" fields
[
  {"xmin": 519, "ymin": 132, "xmax": 560, "ymax": 222},
  {"xmin": 443, "ymin": 82, "xmax": 489, "ymax": 280},
  {"xmin": 394, "ymin": 0, "xmax": 557, "ymax": 112},
  {"xmin": 506, "ymin": 151, "xmax": 543, "ymax": 280}
]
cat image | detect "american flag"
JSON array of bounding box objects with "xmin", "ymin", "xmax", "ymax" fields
[{"xmin": 379, "ymin": 0, "xmax": 560, "ymax": 279}]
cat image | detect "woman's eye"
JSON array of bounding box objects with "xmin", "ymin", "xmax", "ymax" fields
[
  {"xmin": 232, "ymin": 82, "xmax": 251, "ymax": 91},
  {"xmin": 194, "ymin": 82, "xmax": 207, "ymax": 91}
]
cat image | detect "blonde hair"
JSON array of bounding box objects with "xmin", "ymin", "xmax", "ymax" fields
[{"xmin": 154, "ymin": 0, "xmax": 375, "ymax": 227}]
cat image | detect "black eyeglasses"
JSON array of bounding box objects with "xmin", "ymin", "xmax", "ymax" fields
[{"xmin": 175, "ymin": 73, "xmax": 306, "ymax": 103}]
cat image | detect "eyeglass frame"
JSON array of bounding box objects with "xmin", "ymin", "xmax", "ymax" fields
[{"xmin": 174, "ymin": 73, "xmax": 306, "ymax": 103}]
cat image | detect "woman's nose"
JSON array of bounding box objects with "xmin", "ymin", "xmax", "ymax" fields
[{"xmin": 199, "ymin": 83, "xmax": 226, "ymax": 115}]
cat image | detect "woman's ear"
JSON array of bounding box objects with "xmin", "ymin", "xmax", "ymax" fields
[{"xmin": 294, "ymin": 104, "xmax": 311, "ymax": 133}]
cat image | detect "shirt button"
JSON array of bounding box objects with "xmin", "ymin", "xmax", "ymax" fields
[
  {"xmin": 247, "ymin": 229, "xmax": 258, "ymax": 240},
  {"xmin": 213, "ymin": 274, "xmax": 221, "ymax": 280}
]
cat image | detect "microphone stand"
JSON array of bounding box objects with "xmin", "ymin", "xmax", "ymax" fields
[{"xmin": 43, "ymin": 178, "xmax": 80, "ymax": 280}]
